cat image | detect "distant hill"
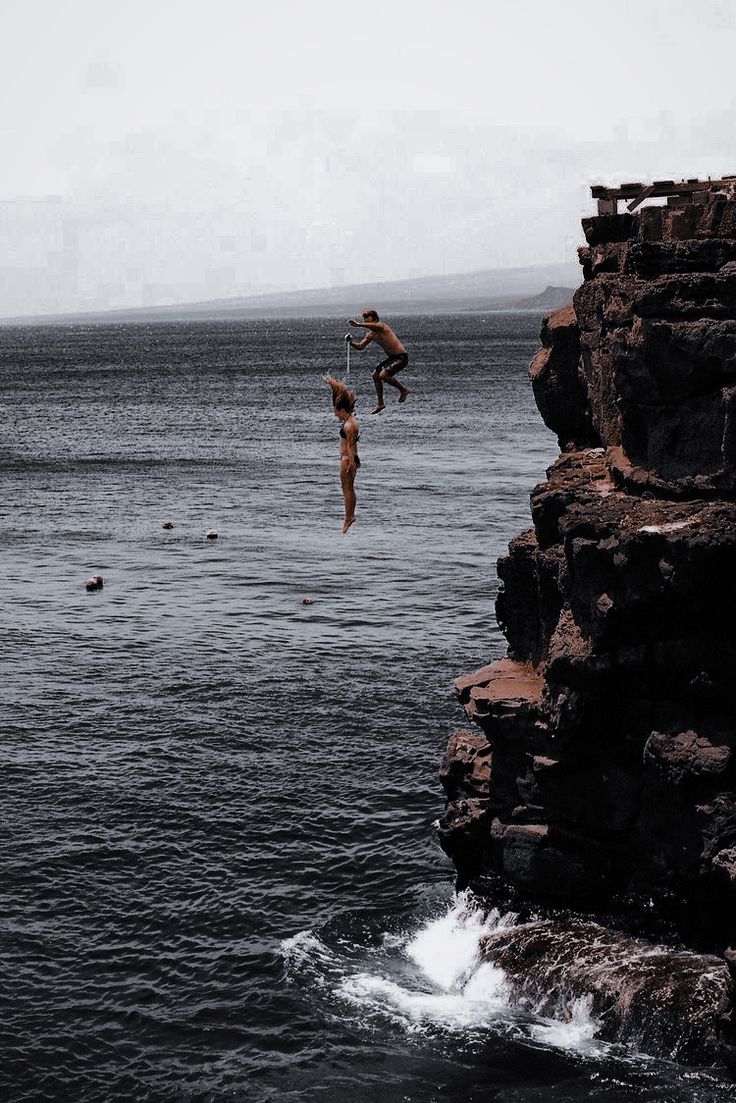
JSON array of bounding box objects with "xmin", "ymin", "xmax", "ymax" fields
[
  {"xmin": 0, "ymin": 262, "xmax": 582, "ymax": 325},
  {"xmin": 508, "ymin": 285, "xmax": 576, "ymax": 311}
]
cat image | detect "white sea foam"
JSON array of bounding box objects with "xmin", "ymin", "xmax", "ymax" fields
[
  {"xmin": 337, "ymin": 894, "xmax": 512, "ymax": 1032},
  {"xmin": 405, "ymin": 892, "xmax": 510, "ymax": 990},
  {"xmin": 339, "ymin": 961, "xmax": 509, "ymax": 1031},
  {"xmin": 280, "ymin": 929, "xmax": 336, "ymax": 986},
  {"xmin": 280, "ymin": 929, "xmax": 318, "ymax": 960},
  {"xmin": 529, "ymin": 995, "xmax": 601, "ymax": 1051}
]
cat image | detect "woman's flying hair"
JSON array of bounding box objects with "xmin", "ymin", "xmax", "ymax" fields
[{"xmin": 325, "ymin": 375, "xmax": 357, "ymax": 413}]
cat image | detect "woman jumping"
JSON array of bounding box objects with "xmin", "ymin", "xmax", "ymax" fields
[{"xmin": 325, "ymin": 376, "xmax": 360, "ymax": 534}]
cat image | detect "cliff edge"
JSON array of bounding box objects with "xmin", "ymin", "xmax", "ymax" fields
[{"xmin": 439, "ymin": 185, "xmax": 736, "ymax": 1065}]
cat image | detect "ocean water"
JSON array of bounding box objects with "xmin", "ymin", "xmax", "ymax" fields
[{"xmin": 1, "ymin": 314, "xmax": 733, "ymax": 1101}]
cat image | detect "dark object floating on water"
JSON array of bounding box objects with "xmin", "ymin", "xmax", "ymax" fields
[
  {"xmin": 162, "ymin": 520, "xmax": 174, "ymax": 529},
  {"xmin": 302, "ymin": 597, "xmax": 316, "ymax": 605},
  {"xmin": 85, "ymin": 575, "xmax": 104, "ymax": 592},
  {"xmin": 206, "ymin": 529, "xmax": 219, "ymax": 539}
]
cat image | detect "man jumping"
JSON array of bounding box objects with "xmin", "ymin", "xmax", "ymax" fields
[{"xmin": 346, "ymin": 310, "xmax": 409, "ymax": 414}]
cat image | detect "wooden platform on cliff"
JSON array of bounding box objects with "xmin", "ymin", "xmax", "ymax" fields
[{"xmin": 591, "ymin": 176, "xmax": 736, "ymax": 215}]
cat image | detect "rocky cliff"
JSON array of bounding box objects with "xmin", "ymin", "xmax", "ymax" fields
[{"xmin": 439, "ymin": 190, "xmax": 736, "ymax": 1064}]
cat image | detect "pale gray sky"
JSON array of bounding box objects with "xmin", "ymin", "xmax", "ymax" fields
[{"xmin": 2, "ymin": 0, "xmax": 735, "ymax": 315}]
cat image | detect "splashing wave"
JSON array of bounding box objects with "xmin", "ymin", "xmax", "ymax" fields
[{"xmin": 282, "ymin": 892, "xmax": 606, "ymax": 1055}]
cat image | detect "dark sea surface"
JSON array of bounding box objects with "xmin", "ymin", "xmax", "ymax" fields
[{"xmin": 1, "ymin": 314, "xmax": 733, "ymax": 1101}]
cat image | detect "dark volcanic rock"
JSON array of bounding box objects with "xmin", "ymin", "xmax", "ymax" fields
[
  {"xmin": 571, "ymin": 200, "xmax": 736, "ymax": 497},
  {"xmin": 481, "ymin": 918, "xmax": 732, "ymax": 1064},
  {"xmin": 643, "ymin": 730, "xmax": 732, "ymax": 785},
  {"xmin": 581, "ymin": 213, "xmax": 637, "ymax": 245},
  {"xmin": 438, "ymin": 728, "xmax": 491, "ymax": 887},
  {"xmin": 442, "ymin": 187, "xmax": 736, "ymax": 1067},
  {"xmin": 528, "ymin": 305, "xmax": 600, "ymax": 452}
]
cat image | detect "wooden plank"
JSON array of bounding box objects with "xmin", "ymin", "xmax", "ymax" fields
[
  {"xmin": 591, "ymin": 176, "xmax": 736, "ymax": 202},
  {"xmin": 592, "ymin": 182, "xmax": 648, "ymax": 200},
  {"xmin": 627, "ymin": 184, "xmax": 657, "ymax": 212}
]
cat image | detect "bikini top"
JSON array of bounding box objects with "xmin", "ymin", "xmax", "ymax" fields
[{"xmin": 339, "ymin": 425, "xmax": 360, "ymax": 442}]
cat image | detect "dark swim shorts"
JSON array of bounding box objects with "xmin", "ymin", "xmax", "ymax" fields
[{"xmin": 376, "ymin": 353, "xmax": 409, "ymax": 375}]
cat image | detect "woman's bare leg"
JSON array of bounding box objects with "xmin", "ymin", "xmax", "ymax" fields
[{"xmin": 340, "ymin": 462, "xmax": 356, "ymax": 533}]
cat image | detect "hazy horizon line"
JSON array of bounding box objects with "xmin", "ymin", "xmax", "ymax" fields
[{"xmin": 0, "ymin": 258, "xmax": 579, "ymax": 326}]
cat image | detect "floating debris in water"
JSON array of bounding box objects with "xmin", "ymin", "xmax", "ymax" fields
[{"xmin": 206, "ymin": 529, "xmax": 219, "ymax": 539}]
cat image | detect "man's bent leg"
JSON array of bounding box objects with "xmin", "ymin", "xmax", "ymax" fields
[
  {"xmin": 372, "ymin": 368, "xmax": 385, "ymax": 413},
  {"xmin": 380, "ymin": 369, "xmax": 409, "ymax": 403}
]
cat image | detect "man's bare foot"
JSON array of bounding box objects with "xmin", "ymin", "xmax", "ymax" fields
[
  {"xmin": 371, "ymin": 404, "xmax": 385, "ymax": 414},
  {"xmin": 399, "ymin": 387, "xmax": 409, "ymax": 403},
  {"xmin": 342, "ymin": 517, "xmax": 355, "ymax": 534}
]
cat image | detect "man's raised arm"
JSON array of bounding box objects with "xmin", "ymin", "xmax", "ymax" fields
[{"xmin": 346, "ymin": 320, "xmax": 375, "ymax": 349}]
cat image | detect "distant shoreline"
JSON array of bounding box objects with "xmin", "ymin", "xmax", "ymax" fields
[
  {"xmin": 0, "ymin": 304, "xmax": 570, "ymax": 328},
  {"xmin": 0, "ymin": 264, "xmax": 578, "ymax": 327}
]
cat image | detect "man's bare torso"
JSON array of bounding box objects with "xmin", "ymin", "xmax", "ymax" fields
[{"xmin": 368, "ymin": 323, "xmax": 406, "ymax": 357}]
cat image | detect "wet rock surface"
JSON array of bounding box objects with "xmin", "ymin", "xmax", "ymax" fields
[
  {"xmin": 441, "ymin": 190, "xmax": 736, "ymax": 1066},
  {"xmin": 481, "ymin": 918, "xmax": 733, "ymax": 1065}
]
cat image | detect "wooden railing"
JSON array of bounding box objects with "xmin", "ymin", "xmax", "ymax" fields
[{"xmin": 591, "ymin": 177, "xmax": 736, "ymax": 214}]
